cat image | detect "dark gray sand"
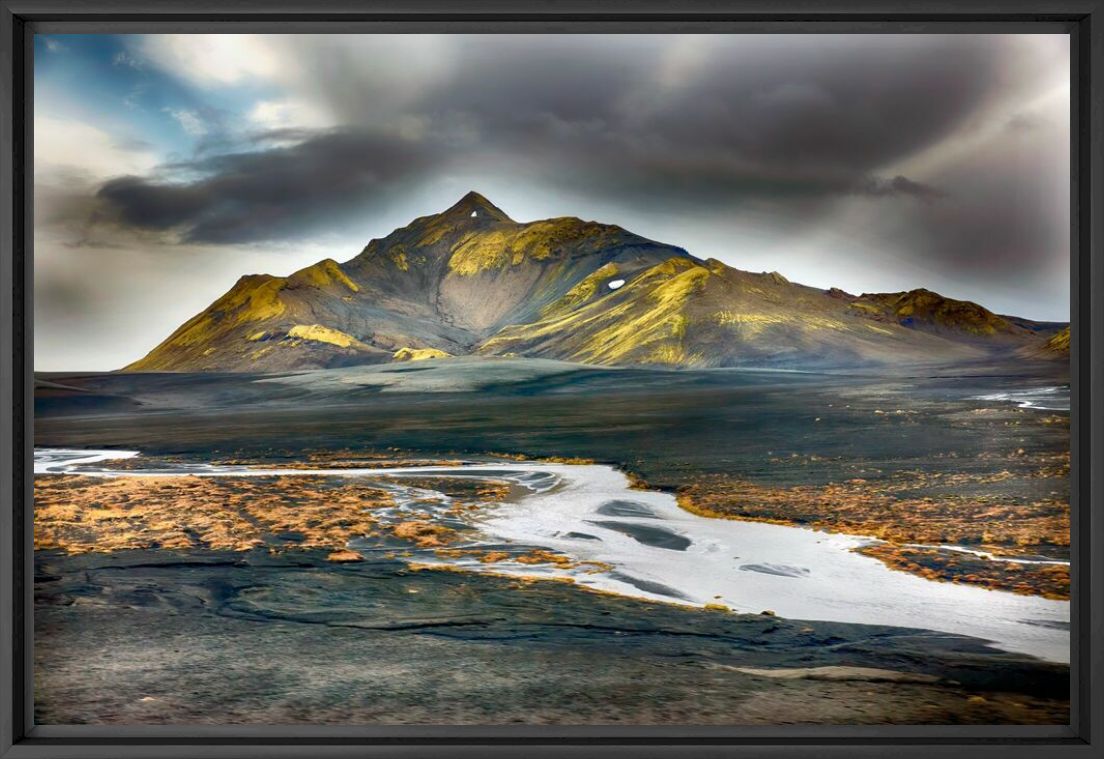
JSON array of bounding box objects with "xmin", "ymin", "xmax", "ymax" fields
[
  {"xmin": 35, "ymin": 549, "xmax": 1068, "ymax": 725},
  {"xmin": 596, "ymin": 500, "xmax": 661, "ymax": 519},
  {"xmin": 33, "ymin": 365, "xmax": 1071, "ymax": 724},
  {"xmin": 740, "ymin": 563, "xmax": 813, "ymax": 578},
  {"xmin": 585, "ymin": 521, "xmax": 692, "ymax": 551}
]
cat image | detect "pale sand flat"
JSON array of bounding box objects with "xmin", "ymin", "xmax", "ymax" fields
[{"xmin": 728, "ymin": 666, "xmax": 942, "ymax": 684}]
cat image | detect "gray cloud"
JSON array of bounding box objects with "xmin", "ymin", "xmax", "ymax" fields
[
  {"xmin": 91, "ymin": 35, "xmax": 1054, "ymax": 243},
  {"xmin": 38, "ymin": 32, "xmax": 1070, "ymax": 363},
  {"xmin": 96, "ymin": 130, "xmax": 445, "ymax": 243},
  {"xmin": 855, "ymin": 175, "xmax": 947, "ymax": 201}
]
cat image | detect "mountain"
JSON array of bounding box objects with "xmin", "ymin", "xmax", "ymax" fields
[
  {"xmin": 125, "ymin": 192, "xmax": 1064, "ymax": 372},
  {"xmin": 1000, "ymin": 314, "xmax": 1068, "ymax": 338},
  {"xmin": 126, "ymin": 192, "xmax": 688, "ymax": 371},
  {"xmin": 845, "ymin": 289, "xmax": 1031, "ymax": 339},
  {"xmin": 478, "ymin": 263, "xmax": 1016, "ymax": 368}
]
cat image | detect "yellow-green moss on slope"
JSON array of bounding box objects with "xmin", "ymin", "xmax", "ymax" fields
[
  {"xmin": 416, "ymin": 222, "xmax": 453, "ymax": 248},
  {"xmin": 393, "ymin": 347, "xmax": 453, "ymax": 362},
  {"xmin": 577, "ymin": 263, "xmax": 708, "ymax": 365},
  {"xmin": 850, "ymin": 289, "xmax": 1017, "ymax": 336},
  {"xmin": 125, "ymin": 274, "xmax": 289, "ymax": 370},
  {"xmin": 215, "ymin": 275, "xmax": 288, "ymax": 326},
  {"xmin": 1046, "ymin": 326, "xmax": 1070, "ymax": 353},
  {"xmin": 287, "ymin": 324, "xmax": 364, "ymax": 349},
  {"xmin": 288, "ymin": 259, "xmax": 360, "ymax": 293},
  {"xmin": 448, "ymin": 218, "xmax": 631, "ymax": 276},
  {"xmin": 713, "ymin": 311, "xmax": 848, "ymax": 339},
  {"xmin": 481, "ymin": 257, "xmax": 710, "ymax": 366},
  {"xmin": 541, "ymin": 263, "xmax": 620, "ymax": 318},
  {"xmin": 448, "ymin": 229, "xmax": 515, "ymax": 275},
  {"xmin": 388, "ymin": 245, "xmax": 410, "ymax": 272}
]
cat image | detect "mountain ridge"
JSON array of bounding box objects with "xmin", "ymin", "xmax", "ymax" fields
[{"xmin": 125, "ymin": 192, "xmax": 1066, "ymax": 372}]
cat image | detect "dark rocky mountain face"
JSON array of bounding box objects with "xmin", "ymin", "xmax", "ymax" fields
[
  {"xmin": 125, "ymin": 192, "xmax": 1064, "ymax": 372},
  {"xmin": 342, "ymin": 191, "xmax": 691, "ymax": 338}
]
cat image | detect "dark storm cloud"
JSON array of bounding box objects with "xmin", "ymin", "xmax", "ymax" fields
[
  {"xmin": 301, "ymin": 34, "xmax": 1005, "ymax": 175},
  {"xmin": 32, "ymin": 33, "xmax": 1071, "ymax": 373},
  {"xmin": 905, "ymin": 146, "xmax": 1069, "ymax": 277},
  {"xmin": 854, "ymin": 175, "xmax": 947, "ymax": 201},
  {"xmin": 380, "ymin": 35, "xmax": 1006, "ymax": 205},
  {"xmin": 86, "ymin": 33, "xmax": 1066, "ymax": 294},
  {"xmin": 96, "ymin": 130, "xmax": 445, "ymax": 243}
]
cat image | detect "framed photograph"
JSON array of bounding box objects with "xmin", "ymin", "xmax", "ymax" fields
[{"xmin": 2, "ymin": 1, "xmax": 1101, "ymax": 757}]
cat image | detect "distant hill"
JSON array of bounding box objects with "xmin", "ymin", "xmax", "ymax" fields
[
  {"xmin": 1045, "ymin": 326, "xmax": 1071, "ymax": 353},
  {"xmin": 125, "ymin": 192, "xmax": 1066, "ymax": 372}
]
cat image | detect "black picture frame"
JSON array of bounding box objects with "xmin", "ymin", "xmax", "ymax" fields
[{"xmin": 1, "ymin": 1, "xmax": 1100, "ymax": 757}]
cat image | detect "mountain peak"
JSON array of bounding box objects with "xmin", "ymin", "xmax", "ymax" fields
[{"xmin": 441, "ymin": 191, "xmax": 514, "ymax": 223}]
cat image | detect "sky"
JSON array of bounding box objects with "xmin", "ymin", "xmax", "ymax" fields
[{"xmin": 34, "ymin": 33, "xmax": 1070, "ymax": 371}]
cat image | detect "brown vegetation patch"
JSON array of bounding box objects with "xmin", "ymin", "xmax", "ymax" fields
[
  {"xmin": 515, "ymin": 549, "xmax": 576, "ymax": 567},
  {"xmin": 326, "ymin": 549, "xmax": 365, "ymax": 563},
  {"xmin": 375, "ymin": 476, "xmax": 513, "ymax": 507},
  {"xmin": 675, "ymin": 467, "xmax": 1068, "ymax": 552},
  {"xmin": 486, "ymin": 451, "xmax": 598, "ymax": 466},
  {"xmin": 434, "ymin": 548, "xmax": 610, "ymax": 573},
  {"xmin": 672, "ymin": 454, "xmax": 1069, "ymax": 598},
  {"xmin": 35, "ymin": 475, "xmax": 393, "ymax": 554},
  {"xmin": 391, "ymin": 521, "xmax": 457, "ymax": 548},
  {"xmin": 244, "ymin": 458, "xmax": 465, "ymax": 471},
  {"xmin": 857, "ymin": 544, "xmax": 1069, "ymax": 600}
]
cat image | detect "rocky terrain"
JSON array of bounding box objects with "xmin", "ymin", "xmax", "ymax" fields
[{"xmin": 34, "ymin": 545, "xmax": 1070, "ymax": 725}]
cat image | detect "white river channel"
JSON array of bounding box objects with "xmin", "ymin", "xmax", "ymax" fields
[{"xmin": 35, "ymin": 448, "xmax": 1070, "ymax": 663}]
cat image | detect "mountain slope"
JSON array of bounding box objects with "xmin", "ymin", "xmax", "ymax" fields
[
  {"xmin": 1017, "ymin": 325, "xmax": 1070, "ymax": 361},
  {"xmin": 126, "ymin": 192, "xmax": 689, "ymax": 371},
  {"xmin": 477, "ymin": 258, "xmax": 1001, "ymax": 368},
  {"xmin": 125, "ymin": 192, "xmax": 1063, "ymax": 372},
  {"xmin": 1045, "ymin": 326, "xmax": 1071, "ymax": 353},
  {"xmin": 846, "ymin": 289, "xmax": 1031, "ymax": 340}
]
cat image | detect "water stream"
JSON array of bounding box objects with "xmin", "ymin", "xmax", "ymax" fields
[{"xmin": 35, "ymin": 448, "xmax": 1070, "ymax": 663}]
